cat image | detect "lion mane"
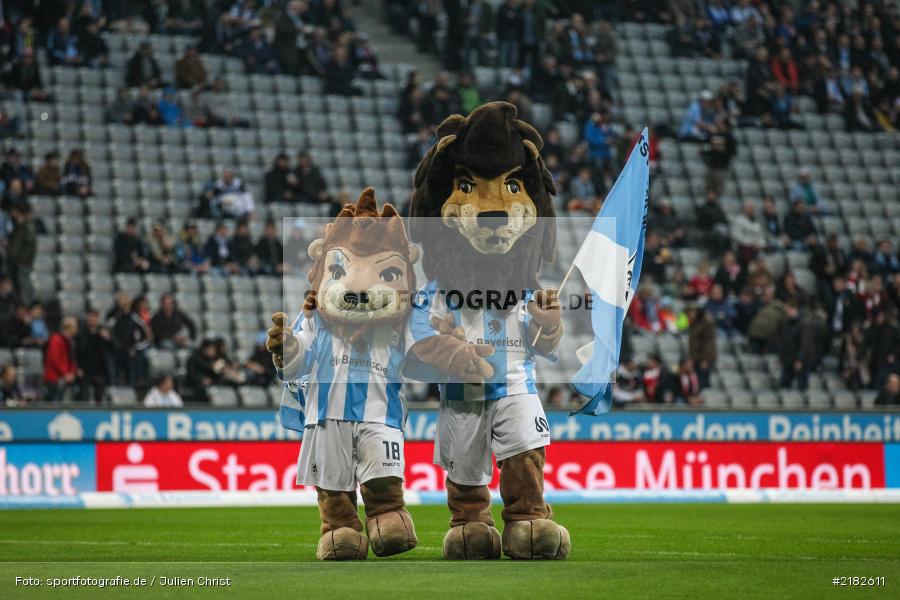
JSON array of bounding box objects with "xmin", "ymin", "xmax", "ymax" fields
[{"xmin": 409, "ymin": 101, "xmax": 557, "ymax": 295}]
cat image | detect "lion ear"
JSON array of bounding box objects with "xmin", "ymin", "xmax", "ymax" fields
[
  {"xmin": 435, "ymin": 134, "xmax": 457, "ymax": 155},
  {"xmin": 307, "ymin": 238, "xmax": 325, "ymax": 261},
  {"xmin": 523, "ymin": 139, "xmax": 540, "ymax": 160},
  {"xmin": 407, "ymin": 244, "xmax": 420, "ymax": 264},
  {"xmin": 436, "ymin": 114, "xmax": 466, "ymax": 138},
  {"xmin": 381, "ymin": 203, "xmax": 399, "ymax": 217}
]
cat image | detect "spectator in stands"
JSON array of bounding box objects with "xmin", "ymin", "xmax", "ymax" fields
[
  {"xmin": 495, "ymin": 0, "xmax": 522, "ymax": 68},
  {"xmin": 760, "ymin": 196, "xmax": 784, "ymax": 249},
  {"xmin": 701, "ymin": 117, "xmax": 736, "ymax": 196},
  {"xmin": 324, "ymin": 44, "xmax": 360, "ymax": 96},
  {"xmin": 34, "ymin": 152, "xmax": 62, "ymax": 195},
  {"xmin": 143, "ymin": 374, "xmax": 184, "ymax": 407},
  {"xmin": 114, "ymin": 218, "xmax": 152, "ymax": 274},
  {"xmin": 293, "ymin": 151, "xmax": 329, "ymax": 207},
  {"xmin": 204, "ymin": 221, "xmax": 240, "ymax": 275},
  {"xmin": 743, "ymin": 46, "xmax": 774, "ymax": 124},
  {"xmin": 678, "ymin": 90, "xmax": 719, "ymax": 142},
  {"xmin": 132, "ymin": 86, "xmax": 163, "ymax": 125},
  {"xmin": 274, "ymin": 1, "xmax": 310, "ymax": 75},
  {"xmin": 1, "ymin": 304, "xmax": 35, "ymax": 348},
  {"xmin": 0, "ymin": 148, "xmax": 35, "ymax": 195},
  {"xmin": 686, "ymin": 303, "xmax": 716, "ymax": 388},
  {"xmin": 146, "ymin": 221, "xmax": 178, "ymax": 273},
  {"xmin": 264, "ymin": 153, "xmax": 298, "ymax": 204},
  {"xmin": 398, "ymin": 82, "xmax": 426, "ymax": 134},
  {"xmin": 0, "ymin": 365, "xmax": 28, "ymax": 403},
  {"xmin": 44, "ymin": 316, "xmax": 78, "ymax": 402},
  {"xmin": 237, "ymin": 26, "xmax": 280, "ymax": 75},
  {"xmin": 779, "ymin": 304, "xmax": 820, "ymax": 391},
  {"xmin": 456, "ymin": 72, "xmax": 482, "ymax": 115},
  {"xmin": 407, "ymin": 127, "xmax": 435, "ymax": 169},
  {"xmin": 158, "ymin": 87, "xmax": 191, "ymax": 128},
  {"xmin": 5, "ymin": 48, "xmax": 50, "ymax": 101},
  {"xmin": 112, "ymin": 296, "xmax": 151, "ymax": 389},
  {"xmin": 871, "ymin": 241, "xmax": 900, "ymax": 277},
  {"xmin": 199, "ymin": 169, "xmax": 255, "ymax": 219},
  {"xmin": 244, "ymin": 331, "xmax": 276, "ymax": 387},
  {"xmin": 730, "ymin": 201, "xmax": 765, "ymax": 264},
  {"xmin": 150, "ymin": 293, "xmax": 196, "ymax": 349},
  {"xmin": 62, "ymin": 149, "xmax": 92, "ymax": 198},
  {"xmin": 863, "ymin": 310, "xmax": 900, "ymax": 385},
  {"xmin": 256, "ymin": 220, "xmax": 284, "ymax": 275},
  {"xmin": 612, "ymin": 358, "xmax": 643, "ymax": 408},
  {"xmin": 106, "ymin": 88, "xmax": 135, "ymax": 124},
  {"xmin": 229, "ymin": 218, "xmax": 259, "ymax": 275},
  {"xmin": 696, "ymin": 190, "xmax": 730, "ymax": 254},
  {"xmin": 704, "ymin": 284, "xmax": 736, "ymax": 335},
  {"xmin": 78, "ymin": 18, "xmax": 109, "ymax": 68},
  {"xmin": 175, "ymin": 45, "xmax": 208, "ymax": 90},
  {"xmin": 583, "ymin": 112, "xmax": 616, "ymax": 181},
  {"xmin": 76, "ymin": 309, "xmax": 112, "ymax": 403},
  {"xmin": 567, "ymin": 167, "xmax": 600, "ymax": 215},
  {"xmin": 47, "ymin": 18, "xmax": 83, "ymax": 67},
  {"xmin": 642, "ymin": 354, "xmax": 672, "ymax": 404},
  {"xmin": 672, "ymin": 358, "xmax": 702, "ymax": 404},
  {"xmin": 7, "ymin": 203, "xmax": 35, "ymax": 306},
  {"xmin": 789, "ymin": 168, "xmax": 821, "ymax": 213},
  {"xmin": 714, "ymin": 251, "xmax": 746, "ymax": 297},
  {"xmin": 733, "ymin": 14, "xmax": 764, "ymax": 60},
  {"xmin": 175, "ymin": 221, "xmax": 209, "ymax": 274},
  {"xmin": 844, "ymin": 86, "xmax": 879, "ymax": 132},
  {"xmin": 783, "ymin": 199, "xmax": 817, "ymax": 249},
  {"xmin": 126, "ymin": 42, "xmax": 163, "ymax": 88},
  {"xmin": 29, "ymin": 302, "xmax": 48, "ymax": 346},
  {"xmin": 185, "ymin": 339, "xmax": 220, "ymax": 401},
  {"xmin": 810, "ymin": 234, "xmax": 848, "ymax": 300},
  {"xmin": 815, "ymin": 63, "xmax": 845, "ymax": 113},
  {"xmin": 875, "ymin": 373, "xmax": 900, "ymax": 406}
]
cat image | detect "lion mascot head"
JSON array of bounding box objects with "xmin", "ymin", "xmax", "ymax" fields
[
  {"xmin": 307, "ymin": 187, "xmax": 419, "ymax": 333},
  {"xmin": 409, "ymin": 101, "xmax": 556, "ymax": 295}
]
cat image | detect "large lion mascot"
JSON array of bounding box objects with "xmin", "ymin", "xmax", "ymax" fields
[{"xmin": 406, "ymin": 101, "xmax": 570, "ymax": 560}]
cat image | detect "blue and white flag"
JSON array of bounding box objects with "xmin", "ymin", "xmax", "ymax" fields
[{"xmin": 570, "ymin": 128, "xmax": 650, "ymax": 416}]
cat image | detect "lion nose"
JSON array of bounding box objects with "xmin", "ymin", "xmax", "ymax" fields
[
  {"xmin": 343, "ymin": 291, "xmax": 369, "ymax": 307},
  {"xmin": 477, "ymin": 210, "xmax": 508, "ymax": 229}
]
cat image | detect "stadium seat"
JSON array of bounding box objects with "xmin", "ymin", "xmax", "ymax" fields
[{"xmin": 209, "ymin": 386, "xmax": 239, "ymax": 407}]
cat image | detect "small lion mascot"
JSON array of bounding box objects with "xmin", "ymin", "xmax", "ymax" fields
[
  {"xmin": 407, "ymin": 102, "xmax": 570, "ymax": 560},
  {"xmin": 269, "ymin": 188, "xmax": 419, "ymax": 560}
]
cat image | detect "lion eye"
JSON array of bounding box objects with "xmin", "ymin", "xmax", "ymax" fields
[
  {"xmin": 458, "ymin": 180, "xmax": 474, "ymax": 194},
  {"xmin": 329, "ymin": 265, "xmax": 346, "ymax": 280},
  {"xmin": 379, "ymin": 266, "xmax": 403, "ymax": 282},
  {"xmin": 505, "ymin": 181, "xmax": 521, "ymax": 194}
]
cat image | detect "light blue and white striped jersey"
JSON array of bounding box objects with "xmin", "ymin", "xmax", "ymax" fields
[
  {"xmin": 409, "ymin": 280, "xmax": 554, "ymax": 401},
  {"xmin": 277, "ymin": 312, "xmax": 408, "ymax": 430}
]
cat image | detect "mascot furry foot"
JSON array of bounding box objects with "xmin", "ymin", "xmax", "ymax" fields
[
  {"xmin": 443, "ymin": 522, "xmax": 502, "ymax": 560},
  {"xmin": 317, "ymin": 527, "xmax": 369, "ymax": 560},
  {"xmin": 441, "ymin": 478, "xmax": 501, "ymax": 560},
  {"xmin": 502, "ymin": 520, "xmax": 570, "ymax": 560},
  {"xmin": 317, "ymin": 488, "xmax": 368, "ymax": 560},
  {"xmin": 498, "ymin": 448, "xmax": 570, "ymax": 560},
  {"xmin": 361, "ymin": 477, "xmax": 418, "ymax": 557}
]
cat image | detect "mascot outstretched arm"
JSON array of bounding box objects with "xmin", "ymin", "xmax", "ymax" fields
[
  {"xmin": 406, "ymin": 102, "xmax": 570, "ymax": 560},
  {"xmin": 269, "ymin": 188, "xmax": 419, "ymax": 560}
]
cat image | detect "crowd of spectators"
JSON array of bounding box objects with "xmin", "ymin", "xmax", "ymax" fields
[{"xmin": 667, "ymin": 0, "xmax": 899, "ymax": 132}]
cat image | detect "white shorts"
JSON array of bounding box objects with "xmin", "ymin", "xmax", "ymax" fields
[
  {"xmin": 434, "ymin": 393, "xmax": 551, "ymax": 486},
  {"xmin": 296, "ymin": 420, "xmax": 405, "ymax": 492}
]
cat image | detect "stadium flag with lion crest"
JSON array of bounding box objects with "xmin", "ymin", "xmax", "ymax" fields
[{"xmin": 570, "ymin": 128, "xmax": 650, "ymax": 416}]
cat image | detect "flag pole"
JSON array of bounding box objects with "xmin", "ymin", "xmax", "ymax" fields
[{"xmin": 531, "ymin": 261, "xmax": 578, "ymax": 346}]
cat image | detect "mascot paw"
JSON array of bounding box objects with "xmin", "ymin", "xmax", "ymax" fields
[
  {"xmin": 316, "ymin": 527, "xmax": 369, "ymax": 560},
  {"xmin": 367, "ymin": 510, "xmax": 418, "ymax": 557},
  {"xmin": 266, "ymin": 312, "xmax": 300, "ymax": 368},
  {"xmin": 442, "ymin": 523, "xmax": 501, "ymax": 560},
  {"xmin": 502, "ymin": 520, "xmax": 570, "ymax": 560}
]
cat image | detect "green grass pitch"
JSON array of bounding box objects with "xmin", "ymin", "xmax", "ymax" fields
[{"xmin": 1, "ymin": 504, "xmax": 898, "ymax": 598}]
